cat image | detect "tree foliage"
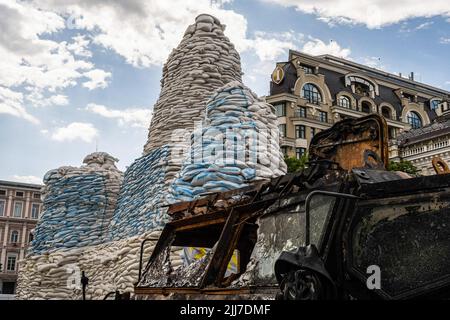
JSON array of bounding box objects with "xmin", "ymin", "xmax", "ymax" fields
[
  {"xmin": 387, "ymin": 160, "xmax": 419, "ymax": 175},
  {"xmin": 285, "ymin": 153, "xmax": 309, "ymax": 173}
]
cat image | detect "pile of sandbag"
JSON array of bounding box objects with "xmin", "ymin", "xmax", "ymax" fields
[
  {"xmin": 168, "ymin": 81, "xmax": 287, "ymax": 202},
  {"xmin": 30, "ymin": 152, "xmax": 123, "ymax": 254},
  {"xmin": 143, "ymin": 14, "xmax": 242, "ymax": 154},
  {"xmin": 109, "ymin": 147, "xmax": 170, "ymax": 240},
  {"xmin": 17, "ymin": 230, "xmax": 184, "ymax": 300}
]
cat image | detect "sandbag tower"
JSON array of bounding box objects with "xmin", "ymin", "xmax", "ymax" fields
[{"xmin": 16, "ymin": 14, "xmax": 286, "ymax": 300}]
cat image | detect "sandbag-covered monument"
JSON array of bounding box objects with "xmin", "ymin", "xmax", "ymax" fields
[{"xmin": 16, "ymin": 14, "xmax": 286, "ymax": 300}]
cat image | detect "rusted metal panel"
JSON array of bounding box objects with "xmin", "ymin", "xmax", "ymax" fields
[{"xmin": 309, "ymin": 115, "xmax": 389, "ymax": 171}]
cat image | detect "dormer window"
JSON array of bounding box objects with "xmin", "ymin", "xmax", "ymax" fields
[
  {"xmin": 338, "ymin": 96, "xmax": 351, "ymax": 108},
  {"xmin": 345, "ymin": 75, "xmax": 378, "ymax": 97},
  {"xmin": 403, "ymin": 93, "xmax": 415, "ymax": 103},
  {"xmin": 430, "ymin": 99, "xmax": 441, "ymax": 111},
  {"xmin": 300, "ymin": 64, "xmax": 314, "ymax": 74},
  {"xmin": 361, "ymin": 101, "xmax": 372, "ymax": 113},
  {"xmin": 407, "ymin": 111, "xmax": 422, "ymax": 129},
  {"xmin": 355, "ymin": 83, "xmax": 370, "ymax": 96}
]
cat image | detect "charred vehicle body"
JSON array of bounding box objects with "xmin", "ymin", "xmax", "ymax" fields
[{"xmin": 134, "ymin": 114, "xmax": 450, "ymax": 300}]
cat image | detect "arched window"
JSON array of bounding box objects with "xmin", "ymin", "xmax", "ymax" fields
[
  {"xmin": 361, "ymin": 101, "xmax": 372, "ymax": 113},
  {"xmin": 338, "ymin": 96, "xmax": 351, "ymax": 108},
  {"xmin": 302, "ymin": 83, "xmax": 322, "ymax": 105},
  {"xmin": 381, "ymin": 106, "xmax": 391, "ymax": 119},
  {"xmin": 346, "ymin": 75, "xmax": 378, "ymax": 97},
  {"xmin": 10, "ymin": 230, "xmax": 19, "ymax": 243},
  {"xmin": 407, "ymin": 111, "xmax": 422, "ymax": 129}
]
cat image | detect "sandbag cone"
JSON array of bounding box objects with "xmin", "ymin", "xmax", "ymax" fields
[{"xmin": 143, "ymin": 14, "xmax": 242, "ymax": 154}]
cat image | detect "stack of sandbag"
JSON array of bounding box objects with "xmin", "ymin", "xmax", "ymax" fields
[
  {"xmin": 168, "ymin": 81, "xmax": 287, "ymax": 203},
  {"xmin": 108, "ymin": 147, "xmax": 170, "ymax": 240},
  {"xmin": 16, "ymin": 230, "xmax": 173, "ymax": 300},
  {"xmin": 143, "ymin": 13, "xmax": 242, "ymax": 154},
  {"xmin": 30, "ymin": 152, "xmax": 123, "ymax": 254}
]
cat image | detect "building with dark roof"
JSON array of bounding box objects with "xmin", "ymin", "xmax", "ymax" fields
[
  {"xmin": 267, "ymin": 50, "xmax": 450, "ymax": 162},
  {"xmin": 390, "ymin": 112, "xmax": 450, "ymax": 175}
]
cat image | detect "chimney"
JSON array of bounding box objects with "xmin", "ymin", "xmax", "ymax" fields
[
  {"xmin": 399, "ymin": 72, "xmax": 402, "ymax": 78},
  {"xmin": 410, "ymin": 72, "xmax": 414, "ymax": 81}
]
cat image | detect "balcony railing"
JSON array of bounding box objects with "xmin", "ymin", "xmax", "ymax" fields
[
  {"xmin": 292, "ymin": 112, "xmax": 333, "ymax": 124},
  {"xmin": 280, "ymin": 136, "xmax": 296, "ymax": 147}
]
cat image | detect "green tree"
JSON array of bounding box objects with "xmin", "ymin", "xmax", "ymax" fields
[
  {"xmin": 285, "ymin": 153, "xmax": 309, "ymax": 173},
  {"xmin": 387, "ymin": 160, "xmax": 419, "ymax": 175}
]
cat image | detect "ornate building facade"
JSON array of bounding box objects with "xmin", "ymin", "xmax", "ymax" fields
[
  {"xmin": 390, "ymin": 113, "xmax": 450, "ymax": 175},
  {"xmin": 0, "ymin": 180, "xmax": 42, "ymax": 297},
  {"xmin": 267, "ymin": 50, "xmax": 450, "ymax": 162}
]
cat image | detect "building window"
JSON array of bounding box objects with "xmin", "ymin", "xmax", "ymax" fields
[
  {"xmin": 381, "ymin": 106, "xmax": 392, "ymax": 119},
  {"xmin": 430, "ymin": 100, "xmax": 441, "ymax": 111},
  {"xmin": 302, "ymin": 83, "xmax": 322, "ymax": 105},
  {"xmin": 338, "ymin": 96, "xmax": 351, "ymax": 108},
  {"xmin": 0, "ymin": 189, "xmax": 6, "ymax": 196},
  {"xmin": 407, "ymin": 111, "xmax": 422, "ymax": 129},
  {"xmin": 295, "ymin": 125, "xmax": 306, "ymax": 139},
  {"xmin": 7, "ymin": 255, "xmax": 17, "ymax": 271},
  {"xmin": 296, "ymin": 147, "xmax": 306, "ymax": 159},
  {"xmin": 15, "ymin": 191, "xmax": 24, "ymax": 198},
  {"xmin": 29, "ymin": 232, "xmax": 34, "ymax": 244},
  {"xmin": 10, "ymin": 230, "xmax": 19, "ymax": 243},
  {"xmin": 278, "ymin": 124, "xmax": 287, "ymax": 137},
  {"xmin": 311, "ymin": 127, "xmax": 316, "ymax": 138},
  {"xmin": 13, "ymin": 201, "xmax": 23, "ymax": 218},
  {"xmin": 0, "ymin": 199, "xmax": 5, "ymax": 216},
  {"xmin": 31, "ymin": 203, "xmax": 40, "ymax": 219},
  {"xmin": 33, "ymin": 193, "xmax": 41, "ymax": 199},
  {"xmin": 300, "ymin": 64, "xmax": 314, "ymax": 74},
  {"xmin": 403, "ymin": 93, "xmax": 415, "ymax": 102},
  {"xmin": 295, "ymin": 106, "xmax": 306, "ymax": 118},
  {"xmin": 274, "ymin": 102, "xmax": 286, "ymax": 117},
  {"xmin": 355, "ymin": 83, "xmax": 371, "ymax": 96},
  {"xmin": 318, "ymin": 111, "xmax": 328, "ymax": 123},
  {"xmin": 281, "ymin": 147, "xmax": 288, "ymax": 157},
  {"xmin": 361, "ymin": 101, "xmax": 372, "ymax": 113}
]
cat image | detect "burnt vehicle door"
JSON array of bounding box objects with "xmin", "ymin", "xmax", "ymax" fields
[
  {"xmin": 342, "ymin": 172, "xmax": 450, "ymax": 300},
  {"xmin": 275, "ymin": 171, "xmax": 450, "ymax": 300}
]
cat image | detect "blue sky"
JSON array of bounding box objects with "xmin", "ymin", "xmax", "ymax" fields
[{"xmin": 0, "ymin": 0, "xmax": 449, "ymax": 184}]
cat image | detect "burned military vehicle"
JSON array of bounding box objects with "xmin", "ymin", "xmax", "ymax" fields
[{"xmin": 134, "ymin": 114, "xmax": 450, "ymax": 300}]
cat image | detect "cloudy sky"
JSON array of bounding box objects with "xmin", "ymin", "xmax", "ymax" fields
[{"xmin": 1, "ymin": 0, "xmax": 449, "ymax": 184}]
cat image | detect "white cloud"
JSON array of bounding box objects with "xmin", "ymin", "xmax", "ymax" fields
[
  {"xmin": 362, "ymin": 56, "xmax": 385, "ymax": 70},
  {"xmin": 415, "ymin": 21, "xmax": 434, "ymax": 30},
  {"xmin": 30, "ymin": 0, "xmax": 248, "ymax": 67},
  {"xmin": 244, "ymin": 31, "xmax": 304, "ymax": 61},
  {"xmin": 66, "ymin": 34, "xmax": 92, "ymax": 57},
  {"xmin": 27, "ymin": 91, "xmax": 69, "ymax": 107},
  {"xmin": 86, "ymin": 103, "xmax": 151, "ymax": 128},
  {"xmin": 0, "ymin": 0, "xmax": 110, "ymax": 123},
  {"xmin": 0, "ymin": 86, "xmax": 39, "ymax": 124},
  {"xmin": 82, "ymin": 69, "xmax": 112, "ymax": 90},
  {"xmin": 301, "ymin": 38, "xmax": 351, "ymax": 58},
  {"xmin": 10, "ymin": 175, "xmax": 43, "ymax": 185},
  {"xmin": 440, "ymin": 37, "xmax": 450, "ymax": 44},
  {"xmin": 261, "ymin": 0, "xmax": 450, "ymax": 28},
  {"xmin": 50, "ymin": 122, "xmax": 99, "ymax": 143}
]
